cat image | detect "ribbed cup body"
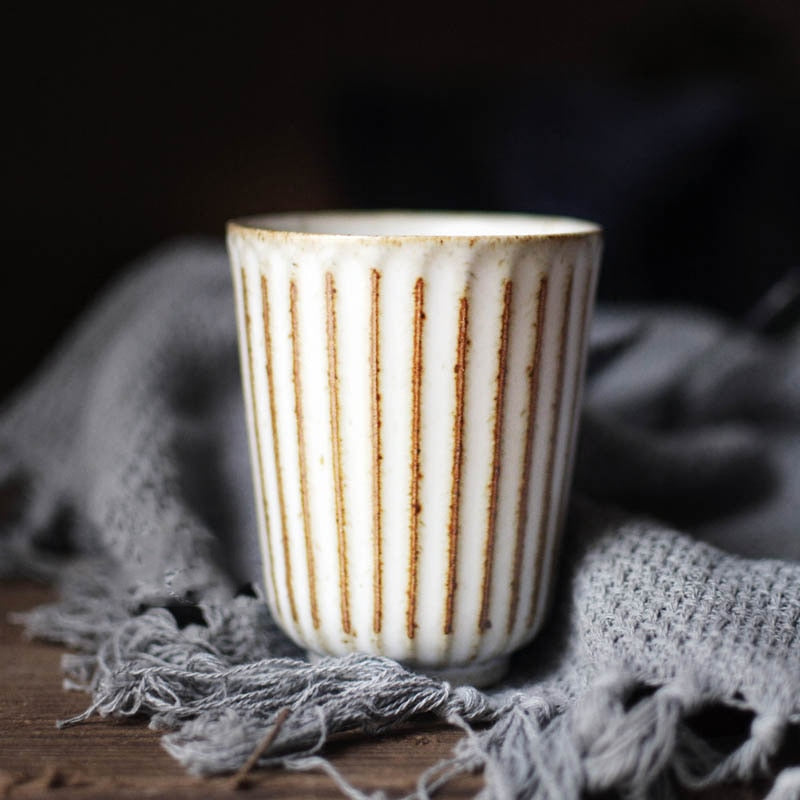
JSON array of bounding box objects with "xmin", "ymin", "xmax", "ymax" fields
[{"xmin": 227, "ymin": 212, "xmax": 602, "ymax": 675}]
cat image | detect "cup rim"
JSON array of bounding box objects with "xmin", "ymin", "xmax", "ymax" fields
[{"xmin": 227, "ymin": 210, "xmax": 603, "ymax": 243}]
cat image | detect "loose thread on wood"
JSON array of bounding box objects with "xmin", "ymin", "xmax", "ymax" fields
[{"xmin": 228, "ymin": 707, "xmax": 291, "ymax": 790}]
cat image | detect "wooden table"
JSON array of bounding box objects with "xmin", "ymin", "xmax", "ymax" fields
[{"xmin": 0, "ymin": 581, "xmax": 784, "ymax": 799}]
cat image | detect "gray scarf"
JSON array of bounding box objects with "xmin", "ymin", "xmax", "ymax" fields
[{"xmin": 3, "ymin": 240, "xmax": 800, "ymax": 799}]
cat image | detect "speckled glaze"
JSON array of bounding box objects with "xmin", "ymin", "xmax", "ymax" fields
[{"xmin": 227, "ymin": 211, "xmax": 602, "ymax": 685}]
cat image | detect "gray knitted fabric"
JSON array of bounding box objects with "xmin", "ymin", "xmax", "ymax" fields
[{"xmin": 3, "ymin": 240, "xmax": 800, "ymax": 799}]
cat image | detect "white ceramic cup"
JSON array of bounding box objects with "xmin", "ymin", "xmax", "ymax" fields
[{"xmin": 227, "ymin": 211, "xmax": 602, "ymax": 686}]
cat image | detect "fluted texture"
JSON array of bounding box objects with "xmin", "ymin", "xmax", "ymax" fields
[{"xmin": 228, "ymin": 230, "xmax": 601, "ymax": 669}]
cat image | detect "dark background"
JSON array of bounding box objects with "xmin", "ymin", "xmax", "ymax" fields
[{"xmin": 4, "ymin": 1, "xmax": 800, "ymax": 400}]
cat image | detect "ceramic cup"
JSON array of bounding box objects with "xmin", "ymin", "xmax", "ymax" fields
[{"xmin": 227, "ymin": 211, "xmax": 602, "ymax": 686}]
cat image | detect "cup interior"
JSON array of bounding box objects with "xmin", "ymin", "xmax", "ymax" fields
[{"xmin": 230, "ymin": 211, "xmax": 601, "ymax": 239}]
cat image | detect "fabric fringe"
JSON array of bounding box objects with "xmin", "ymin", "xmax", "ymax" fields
[{"xmin": 8, "ymin": 564, "xmax": 798, "ymax": 799}]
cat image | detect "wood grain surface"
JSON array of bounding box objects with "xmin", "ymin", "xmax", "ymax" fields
[{"xmin": 0, "ymin": 580, "xmax": 784, "ymax": 799}]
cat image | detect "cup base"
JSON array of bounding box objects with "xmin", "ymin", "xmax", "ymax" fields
[{"xmin": 306, "ymin": 651, "xmax": 509, "ymax": 688}]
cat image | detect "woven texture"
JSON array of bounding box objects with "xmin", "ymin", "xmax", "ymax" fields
[{"xmin": 2, "ymin": 240, "xmax": 800, "ymax": 799}]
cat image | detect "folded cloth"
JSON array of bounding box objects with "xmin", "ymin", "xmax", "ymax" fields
[{"xmin": 2, "ymin": 240, "xmax": 800, "ymax": 799}]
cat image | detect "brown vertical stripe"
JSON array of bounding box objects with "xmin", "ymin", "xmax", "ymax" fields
[
  {"xmin": 406, "ymin": 277, "xmax": 425, "ymax": 641},
  {"xmin": 289, "ymin": 280, "xmax": 319, "ymax": 630},
  {"xmin": 553, "ymin": 267, "xmax": 595, "ymax": 545},
  {"xmin": 563, "ymin": 267, "xmax": 594, "ymax": 466},
  {"xmin": 261, "ymin": 276, "xmax": 299, "ymax": 625},
  {"xmin": 506, "ymin": 275, "xmax": 549, "ymax": 634},
  {"xmin": 241, "ymin": 270, "xmax": 280, "ymax": 614},
  {"xmin": 478, "ymin": 280, "xmax": 513, "ymax": 633},
  {"xmin": 370, "ymin": 269, "xmax": 383, "ymax": 635},
  {"xmin": 325, "ymin": 272, "xmax": 351, "ymax": 635},
  {"xmin": 526, "ymin": 268, "xmax": 574, "ymax": 629},
  {"xmin": 443, "ymin": 294, "xmax": 469, "ymax": 635}
]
